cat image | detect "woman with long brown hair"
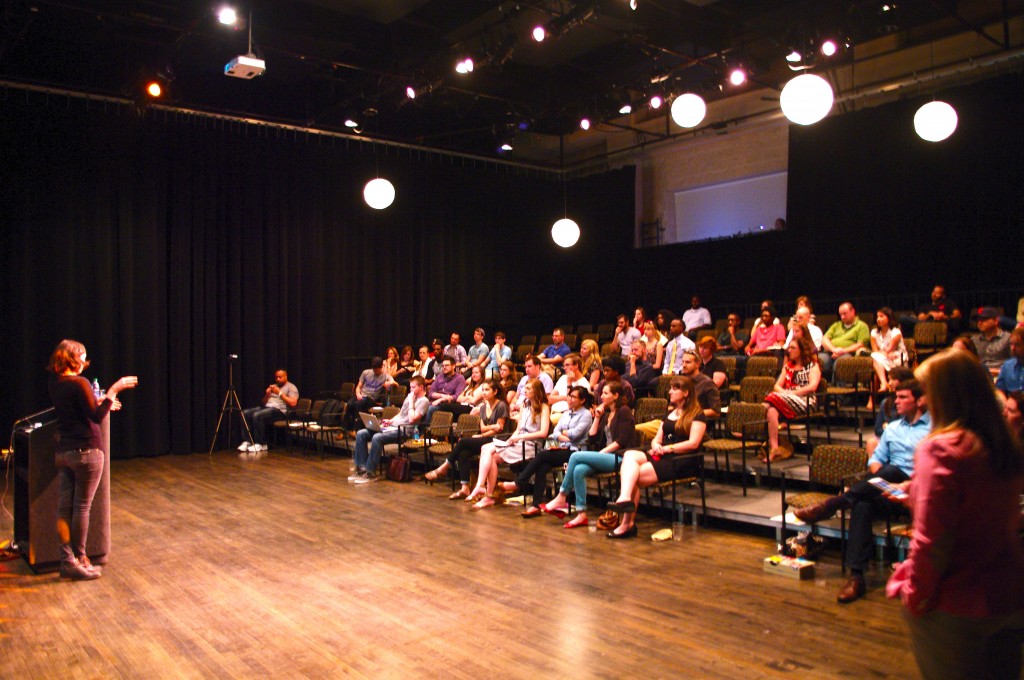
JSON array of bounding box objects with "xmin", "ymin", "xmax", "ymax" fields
[
  {"xmin": 762, "ymin": 331, "xmax": 821, "ymax": 462},
  {"xmin": 887, "ymin": 350, "xmax": 1024, "ymax": 679},
  {"xmin": 47, "ymin": 339, "xmax": 137, "ymax": 580},
  {"xmin": 605, "ymin": 376, "xmax": 706, "ymax": 538},
  {"xmin": 467, "ymin": 378, "xmax": 550, "ymax": 509}
]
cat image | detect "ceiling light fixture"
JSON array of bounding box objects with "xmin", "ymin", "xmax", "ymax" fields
[
  {"xmin": 145, "ymin": 81, "xmax": 162, "ymax": 98},
  {"xmin": 455, "ymin": 57, "xmax": 474, "ymax": 74},
  {"xmin": 914, "ymin": 43, "xmax": 957, "ymax": 142},
  {"xmin": 728, "ymin": 68, "xmax": 746, "ymax": 86},
  {"xmin": 629, "ymin": 0, "xmax": 638, "ymax": 9},
  {"xmin": 579, "ymin": 118, "xmax": 591, "ymax": 130},
  {"xmin": 532, "ymin": 25, "xmax": 546, "ymax": 42},
  {"xmin": 650, "ymin": 94, "xmax": 663, "ymax": 109},
  {"xmin": 217, "ymin": 6, "xmax": 237, "ymax": 26},
  {"xmin": 780, "ymin": 73, "xmax": 834, "ymax": 125},
  {"xmin": 619, "ymin": 102, "xmax": 632, "ymax": 115},
  {"xmin": 405, "ymin": 86, "xmax": 416, "ymax": 99},
  {"xmin": 670, "ymin": 93, "xmax": 706, "ymax": 128},
  {"xmin": 364, "ymin": 178, "xmax": 395, "ymax": 210},
  {"xmin": 820, "ymin": 39, "xmax": 838, "ymax": 57}
]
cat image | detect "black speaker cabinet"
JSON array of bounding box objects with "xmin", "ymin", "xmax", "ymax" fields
[{"xmin": 13, "ymin": 418, "xmax": 111, "ymax": 573}]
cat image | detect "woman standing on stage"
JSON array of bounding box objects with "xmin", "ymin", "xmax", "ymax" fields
[{"xmin": 47, "ymin": 339, "xmax": 137, "ymax": 580}]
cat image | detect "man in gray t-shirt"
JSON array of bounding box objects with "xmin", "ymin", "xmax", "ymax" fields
[
  {"xmin": 240, "ymin": 369, "xmax": 299, "ymax": 453},
  {"xmin": 343, "ymin": 356, "xmax": 395, "ymax": 430},
  {"xmin": 351, "ymin": 375, "xmax": 430, "ymax": 483}
]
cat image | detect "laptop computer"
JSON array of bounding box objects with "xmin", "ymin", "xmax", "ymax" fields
[{"xmin": 358, "ymin": 412, "xmax": 382, "ymax": 432}]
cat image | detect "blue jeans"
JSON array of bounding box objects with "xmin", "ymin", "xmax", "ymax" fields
[
  {"xmin": 55, "ymin": 448, "xmax": 104, "ymax": 559},
  {"xmin": 353, "ymin": 428, "xmax": 402, "ymax": 475},
  {"xmin": 560, "ymin": 451, "xmax": 619, "ymax": 511},
  {"xmin": 242, "ymin": 406, "xmax": 284, "ymax": 444}
]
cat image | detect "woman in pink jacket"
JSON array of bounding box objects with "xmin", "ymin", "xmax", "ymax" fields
[{"xmin": 886, "ymin": 349, "xmax": 1024, "ymax": 679}]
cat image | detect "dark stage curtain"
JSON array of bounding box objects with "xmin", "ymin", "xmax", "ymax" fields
[{"xmin": 1, "ymin": 100, "xmax": 635, "ymax": 457}]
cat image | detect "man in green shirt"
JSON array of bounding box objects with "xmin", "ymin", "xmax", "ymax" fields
[{"xmin": 820, "ymin": 301, "xmax": 870, "ymax": 376}]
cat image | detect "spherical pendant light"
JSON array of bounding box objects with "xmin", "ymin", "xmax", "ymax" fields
[
  {"xmin": 551, "ymin": 218, "xmax": 580, "ymax": 248},
  {"xmin": 363, "ymin": 178, "xmax": 395, "ymax": 210},
  {"xmin": 780, "ymin": 74, "xmax": 834, "ymax": 126},
  {"xmin": 670, "ymin": 93, "xmax": 707, "ymax": 128},
  {"xmin": 914, "ymin": 100, "xmax": 958, "ymax": 142}
]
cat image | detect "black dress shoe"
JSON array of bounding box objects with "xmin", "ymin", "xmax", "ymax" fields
[
  {"xmin": 606, "ymin": 500, "xmax": 636, "ymax": 513},
  {"xmin": 836, "ymin": 575, "xmax": 866, "ymax": 603},
  {"xmin": 606, "ymin": 524, "xmax": 638, "ymax": 539}
]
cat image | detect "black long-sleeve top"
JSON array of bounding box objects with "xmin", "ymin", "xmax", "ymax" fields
[{"xmin": 48, "ymin": 374, "xmax": 111, "ymax": 452}]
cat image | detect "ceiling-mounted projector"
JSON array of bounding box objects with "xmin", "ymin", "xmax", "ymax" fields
[{"xmin": 225, "ymin": 55, "xmax": 265, "ymax": 79}]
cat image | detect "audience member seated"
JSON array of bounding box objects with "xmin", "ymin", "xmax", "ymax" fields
[
  {"xmin": 716, "ymin": 313, "xmax": 749, "ymax": 356},
  {"xmin": 579, "ymin": 339, "xmax": 603, "ymax": 392},
  {"xmin": 632, "ymin": 307, "xmax": 650, "ymax": 336},
  {"xmin": 637, "ymin": 349, "xmax": 720, "ymax": 440},
  {"xmin": 762, "ymin": 335, "xmax": 821, "ymax": 462},
  {"xmin": 430, "ymin": 338, "xmax": 446, "ymax": 378},
  {"xmin": 641, "ymin": 320, "xmax": 666, "ymax": 373},
  {"xmin": 393, "ymin": 345, "xmax": 417, "ymax": 387},
  {"xmin": 1005, "ymin": 390, "xmax": 1023, "ymax": 441},
  {"xmin": 467, "ymin": 379, "xmax": 550, "ymax": 509},
  {"xmin": 870, "ymin": 366, "xmax": 915, "ymax": 449},
  {"xmin": 595, "ymin": 355, "xmax": 635, "ymax": 408},
  {"xmin": 746, "ymin": 306, "xmax": 786, "ymax": 362},
  {"xmin": 996, "ymin": 327, "xmax": 1024, "ymax": 396},
  {"xmin": 899, "ymin": 283, "xmax": 962, "ymax": 338},
  {"xmin": 348, "ymin": 375, "xmax": 429, "ymax": 485},
  {"xmin": 697, "ymin": 337, "xmax": 728, "ymax": 390},
  {"xmin": 869, "ymin": 306, "xmax": 907, "ymax": 392},
  {"xmin": 971, "ymin": 307, "xmax": 1010, "ymax": 375},
  {"xmin": 795, "ymin": 379, "xmax": 929, "ymax": 603},
  {"xmin": 425, "ymin": 378, "xmax": 508, "ymax": 498},
  {"xmin": 655, "ymin": 309, "xmax": 676, "ymax": 341},
  {"xmin": 382, "ymin": 346, "xmax": 400, "ymax": 379},
  {"xmin": 485, "ymin": 331, "xmax": 512, "ymax": 379},
  {"xmin": 425, "ymin": 355, "xmax": 467, "ymax": 421},
  {"xmin": 447, "ymin": 365, "xmax": 486, "ymax": 417},
  {"xmin": 499, "ymin": 386, "xmax": 594, "ymax": 517},
  {"xmin": 750, "ymin": 299, "xmax": 780, "ymax": 332},
  {"xmin": 538, "ymin": 327, "xmax": 571, "ymax": 375},
  {"xmin": 548, "ymin": 353, "xmax": 592, "ymax": 424},
  {"xmin": 787, "ymin": 296, "xmax": 817, "ymax": 329},
  {"xmin": 464, "ymin": 327, "xmax": 490, "ymax": 378},
  {"xmin": 496, "ymin": 360, "xmax": 518, "ymax": 406},
  {"xmin": 950, "ymin": 335, "xmax": 978, "ymax": 356},
  {"xmin": 540, "ymin": 381, "xmax": 636, "ymax": 528},
  {"xmin": 662, "ymin": 317, "xmax": 696, "ymax": 375},
  {"xmin": 343, "ymin": 356, "xmax": 395, "ymax": 432},
  {"xmin": 611, "ymin": 313, "xmax": 642, "ymax": 358},
  {"xmin": 784, "ymin": 306, "xmax": 823, "ymax": 351},
  {"xmin": 509, "ymin": 355, "xmax": 554, "ymax": 420},
  {"xmin": 624, "ymin": 342, "xmax": 659, "ymax": 393},
  {"xmin": 240, "ymin": 369, "xmax": 299, "ymax": 453},
  {"xmin": 605, "ymin": 376, "xmax": 708, "ymax": 539},
  {"xmin": 444, "ymin": 333, "xmax": 468, "ymax": 374},
  {"xmin": 412, "ymin": 345, "xmax": 436, "ymax": 386},
  {"xmin": 820, "ymin": 301, "xmax": 870, "ymax": 376},
  {"xmin": 682, "ymin": 294, "xmax": 712, "ymax": 341}
]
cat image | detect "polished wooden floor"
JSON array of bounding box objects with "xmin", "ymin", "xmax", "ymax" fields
[{"xmin": 0, "ymin": 449, "xmax": 919, "ymax": 678}]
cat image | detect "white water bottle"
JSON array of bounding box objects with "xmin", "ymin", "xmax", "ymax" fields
[{"xmin": 92, "ymin": 378, "xmax": 103, "ymax": 400}]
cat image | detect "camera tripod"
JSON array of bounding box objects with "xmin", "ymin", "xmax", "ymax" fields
[{"xmin": 208, "ymin": 354, "xmax": 253, "ymax": 455}]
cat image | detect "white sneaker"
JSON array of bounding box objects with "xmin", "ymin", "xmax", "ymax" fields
[
  {"xmin": 347, "ymin": 470, "xmax": 366, "ymax": 482},
  {"xmin": 238, "ymin": 441, "xmax": 253, "ymax": 451},
  {"xmin": 252, "ymin": 443, "xmax": 268, "ymax": 451},
  {"xmin": 353, "ymin": 474, "xmax": 378, "ymax": 485}
]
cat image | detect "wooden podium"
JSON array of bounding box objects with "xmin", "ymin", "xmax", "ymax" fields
[{"xmin": 13, "ymin": 417, "xmax": 111, "ymax": 573}]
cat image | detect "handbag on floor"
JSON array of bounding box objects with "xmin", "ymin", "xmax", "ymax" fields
[{"xmin": 387, "ymin": 454, "xmax": 411, "ymax": 482}]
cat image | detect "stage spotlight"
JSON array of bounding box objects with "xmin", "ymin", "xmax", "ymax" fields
[
  {"xmin": 650, "ymin": 94, "xmax": 663, "ymax": 109},
  {"xmin": 579, "ymin": 118, "xmax": 591, "ymax": 130},
  {"xmin": 629, "ymin": 0, "xmax": 638, "ymax": 10},
  {"xmin": 619, "ymin": 102, "xmax": 632, "ymax": 115},
  {"xmin": 786, "ymin": 50, "xmax": 802, "ymax": 63},
  {"xmin": 820, "ymin": 40, "xmax": 838, "ymax": 57},
  {"xmin": 406, "ymin": 86, "xmax": 416, "ymax": 99},
  {"xmin": 455, "ymin": 57, "xmax": 474, "ymax": 74},
  {"xmin": 145, "ymin": 81, "xmax": 162, "ymax": 98},
  {"xmin": 217, "ymin": 6, "xmax": 237, "ymax": 25},
  {"xmin": 532, "ymin": 25, "xmax": 546, "ymax": 42},
  {"xmin": 728, "ymin": 68, "xmax": 746, "ymax": 86}
]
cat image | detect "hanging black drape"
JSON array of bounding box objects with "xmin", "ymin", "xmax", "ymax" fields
[{"xmin": 1, "ymin": 99, "xmax": 636, "ymax": 457}]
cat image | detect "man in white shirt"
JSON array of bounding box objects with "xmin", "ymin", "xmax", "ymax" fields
[
  {"xmin": 610, "ymin": 314, "xmax": 642, "ymax": 358},
  {"xmin": 784, "ymin": 306, "xmax": 823, "ymax": 350},
  {"xmin": 509, "ymin": 355, "xmax": 554, "ymax": 418},
  {"xmin": 662, "ymin": 318, "xmax": 696, "ymax": 375},
  {"xmin": 682, "ymin": 295, "xmax": 712, "ymax": 341},
  {"xmin": 350, "ymin": 375, "xmax": 429, "ymax": 484}
]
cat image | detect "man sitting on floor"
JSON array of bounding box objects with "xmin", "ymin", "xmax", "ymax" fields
[
  {"xmin": 795, "ymin": 379, "xmax": 930, "ymax": 604},
  {"xmin": 349, "ymin": 376, "xmax": 429, "ymax": 485}
]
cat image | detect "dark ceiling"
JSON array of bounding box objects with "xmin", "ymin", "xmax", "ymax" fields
[{"xmin": 0, "ymin": 0, "xmax": 1017, "ymax": 162}]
